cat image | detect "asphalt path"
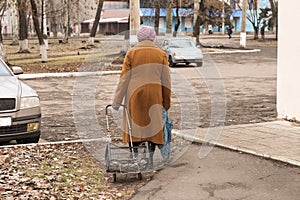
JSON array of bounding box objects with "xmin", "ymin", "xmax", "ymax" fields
[{"xmin": 130, "ymin": 144, "xmax": 299, "ymax": 200}]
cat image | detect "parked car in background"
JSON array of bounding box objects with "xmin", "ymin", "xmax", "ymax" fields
[
  {"xmin": 0, "ymin": 59, "xmax": 41, "ymax": 144},
  {"xmin": 161, "ymin": 37, "xmax": 203, "ymax": 67}
]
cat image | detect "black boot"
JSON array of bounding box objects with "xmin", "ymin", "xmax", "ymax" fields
[{"xmin": 147, "ymin": 142, "xmax": 156, "ymax": 169}]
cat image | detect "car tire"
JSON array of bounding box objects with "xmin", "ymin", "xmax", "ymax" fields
[
  {"xmin": 168, "ymin": 56, "xmax": 175, "ymax": 67},
  {"xmin": 196, "ymin": 62, "xmax": 203, "ymax": 67}
]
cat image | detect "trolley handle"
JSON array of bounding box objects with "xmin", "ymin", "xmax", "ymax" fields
[
  {"xmin": 105, "ymin": 104, "xmax": 127, "ymax": 115},
  {"xmin": 105, "ymin": 104, "xmax": 133, "ymax": 148}
]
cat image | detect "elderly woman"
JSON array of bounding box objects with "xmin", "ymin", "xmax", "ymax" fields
[{"xmin": 112, "ymin": 26, "xmax": 171, "ymax": 166}]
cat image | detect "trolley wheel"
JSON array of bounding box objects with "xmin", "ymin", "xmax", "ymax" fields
[
  {"xmin": 137, "ymin": 173, "xmax": 142, "ymax": 180},
  {"xmin": 113, "ymin": 173, "xmax": 117, "ymax": 182}
]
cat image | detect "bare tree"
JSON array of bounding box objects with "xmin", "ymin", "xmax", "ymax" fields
[
  {"xmin": 154, "ymin": 0, "xmax": 160, "ymax": 34},
  {"xmin": 0, "ymin": 0, "xmax": 8, "ymax": 63},
  {"xmin": 166, "ymin": 0, "xmax": 172, "ymax": 34},
  {"xmin": 236, "ymin": 0, "xmax": 261, "ymax": 40},
  {"xmin": 193, "ymin": 0, "xmax": 206, "ymax": 45},
  {"xmin": 48, "ymin": 0, "xmax": 58, "ymax": 37},
  {"xmin": 10, "ymin": 0, "xmax": 19, "ymax": 45},
  {"xmin": 30, "ymin": 0, "xmax": 47, "ymax": 62},
  {"xmin": 246, "ymin": 0, "xmax": 260, "ymax": 39},
  {"xmin": 173, "ymin": 0, "xmax": 180, "ymax": 37},
  {"xmin": 17, "ymin": 0, "xmax": 30, "ymax": 53},
  {"xmin": 193, "ymin": 0, "xmax": 232, "ymax": 45},
  {"xmin": 269, "ymin": 0, "xmax": 278, "ymax": 40},
  {"xmin": 87, "ymin": 0, "xmax": 104, "ymax": 46}
]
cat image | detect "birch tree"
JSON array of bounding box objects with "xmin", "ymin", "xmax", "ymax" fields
[
  {"xmin": 193, "ymin": 0, "xmax": 205, "ymax": 45},
  {"xmin": 0, "ymin": 0, "xmax": 8, "ymax": 63},
  {"xmin": 173, "ymin": 0, "xmax": 180, "ymax": 37},
  {"xmin": 246, "ymin": 0, "xmax": 260, "ymax": 39},
  {"xmin": 87, "ymin": 0, "xmax": 104, "ymax": 46},
  {"xmin": 62, "ymin": 0, "xmax": 70, "ymax": 43},
  {"xmin": 30, "ymin": 0, "xmax": 47, "ymax": 62},
  {"xmin": 269, "ymin": 0, "xmax": 277, "ymax": 40},
  {"xmin": 10, "ymin": 0, "xmax": 19, "ymax": 45},
  {"xmin": 17, "ymin": 0, "xmax": 30, "ymax": 53},
  {"xmin": 166, "ymin": 0, "xmax": 172, "ymax": 34},
  {"xmin": 154, "ymin": 0, "xmax": 160, "ymax": 34}
]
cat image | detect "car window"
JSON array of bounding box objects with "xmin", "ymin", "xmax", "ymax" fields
[
  {"xmin": 170, "ymin": 39, "xmax": 195, "ymax": 48},
  {"xmin": 0, "ymin": 60, "xmax": 12, "ymax": 76}
]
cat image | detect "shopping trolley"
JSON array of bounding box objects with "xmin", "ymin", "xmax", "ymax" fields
[{"xmin": 105, "ymin": 104, "xmax": 150, "ymax": 182}]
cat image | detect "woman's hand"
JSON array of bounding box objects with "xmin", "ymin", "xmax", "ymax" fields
[{"xmin": 112, "ymin": 103, "xmax": 121, "ymax": 111}]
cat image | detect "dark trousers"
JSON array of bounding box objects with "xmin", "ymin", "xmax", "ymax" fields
[
  {"xmin": 129, "ymin": 141, "xmax": 156, "ymax": 153},
  {"xmin": 129, "ymin": 141, "xmax": 156, "ymax": 165}
]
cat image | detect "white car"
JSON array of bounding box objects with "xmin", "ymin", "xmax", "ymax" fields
[
  {"xmin": 0, "ymin": 59, "xmax": 41, "ymax": 144},
  {"xmin": 161, "ymin": 37, "xmax": 203, "ymax": 67}
]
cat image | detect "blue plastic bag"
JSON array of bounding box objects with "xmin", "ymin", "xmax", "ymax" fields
[{"xmin": 158, "ymin": 110, "xmax": 173, "ymax": 159}]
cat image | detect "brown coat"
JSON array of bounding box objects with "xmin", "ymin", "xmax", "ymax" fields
[{"xmin": 113, "ymin": 40, "xmax": 171, "ymax": 144}]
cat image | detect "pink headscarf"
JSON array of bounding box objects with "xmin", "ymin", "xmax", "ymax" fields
[{"xmin": 137, "ymin": 26, "xmax": 156, "ymax": 42}]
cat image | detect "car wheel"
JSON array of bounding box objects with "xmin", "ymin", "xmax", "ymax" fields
[
  {"xmin": 196, "ymin": 62, "xmax": 203, "ymax": 67},
  {"xmin": 168, "ymin": 56, "xmax": 175, "ymax": 67}
]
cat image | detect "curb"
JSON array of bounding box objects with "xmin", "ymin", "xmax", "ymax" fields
[
  {"xmin": 19, "ymin": 70, "xmax": 122, "ymax": 80},
  {"xmin": 173, "ymin": 130, "xmax": 300, "ymax": 167},
  {"xmin": 0, "ymin": 138, "xmax": 111, "ymax": 149},
  {"xmin": 203, "ymin": 48, "xmax": 261, "ymax": 55}
]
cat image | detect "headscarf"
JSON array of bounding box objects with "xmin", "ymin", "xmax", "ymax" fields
[{"xmin": 137, "ymin": 26, "xmax": 156, "ymax": 42}]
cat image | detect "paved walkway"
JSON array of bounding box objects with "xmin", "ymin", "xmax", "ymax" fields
[{"xmin": 175, "ymin": 120, "xmax": 300, "ymax": 167}]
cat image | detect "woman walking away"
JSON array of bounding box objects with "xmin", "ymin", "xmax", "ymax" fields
[{"xmin": 112, "ymin": 26, "xmax": 171, "ymax": 168}]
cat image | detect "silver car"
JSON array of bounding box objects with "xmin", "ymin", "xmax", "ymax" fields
[
  {"xmin": 161, "ymin": 37, "xmax": 203, "ymax": 67},
  {"xmin": 0, "ymin": 59, "xmax": 41, "ymax": 144}
]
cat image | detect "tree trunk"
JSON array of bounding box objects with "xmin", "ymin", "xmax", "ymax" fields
[
  {"xmin": 49, "ymin": 0, "xmax": 58, "ymax": 37},
  {"xmin": 88, "ymin": 0, "xmax": 104, "ymax": 46},
  {"xmin": 129, "ymin": 0, "xmax": 140, "ymax": 35},
  {"xmin": 193, "ymin": 15, "xmax": 201, "ymax": 46},
  {"xmin": 11, "ymin": 1, "xmax": 19, "ymax": 45},
  {"xmin": 154, "ymin": 0, "xmax": 160, "ymax": 34},
  {"xmin": 254, "ymin": 27, "xmax": 259, "ymax": 40},
  {"xmin": 30, "ymin": 0, "xmax": 47, "ymax": 63},
  {"xmin": 173, "ymin": 1, "xmax": 180, "ymax": 37},
  {"xmin": 269, "ymin": 0, "xmax": 278, "ymax": 40},
  {"xmin": 193, "ymin": 0, "xmax": 205, "ymax": 46},
  {"xmin": 62, "ymin": 0, "xmax": 70, "ymax": 44},
  {"xmin": 41, "ymin": 0, "xmax": 48, "ymax": 49},
  {"xmin": 17, "ymin": 0, "xmax": 30, "ymax": 53},
  {"xmin": 0, "ymin": 2, "xmax": 8, "ymax": 63},
  {"xmin": 0, "ymin": 23, "xmax": 8, "ymax": 63},
  {"xmin": 0, "ymin": 42, "xmax": 7, "ymax": 63},
  {"xmin": 166, "ymin": 0, "xmax": 172, "ymax": 34}
]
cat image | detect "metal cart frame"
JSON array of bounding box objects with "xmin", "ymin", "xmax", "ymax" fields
[{"xmin": 105, "ymin": 104, "xmax": 150, "ymax": 182}]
